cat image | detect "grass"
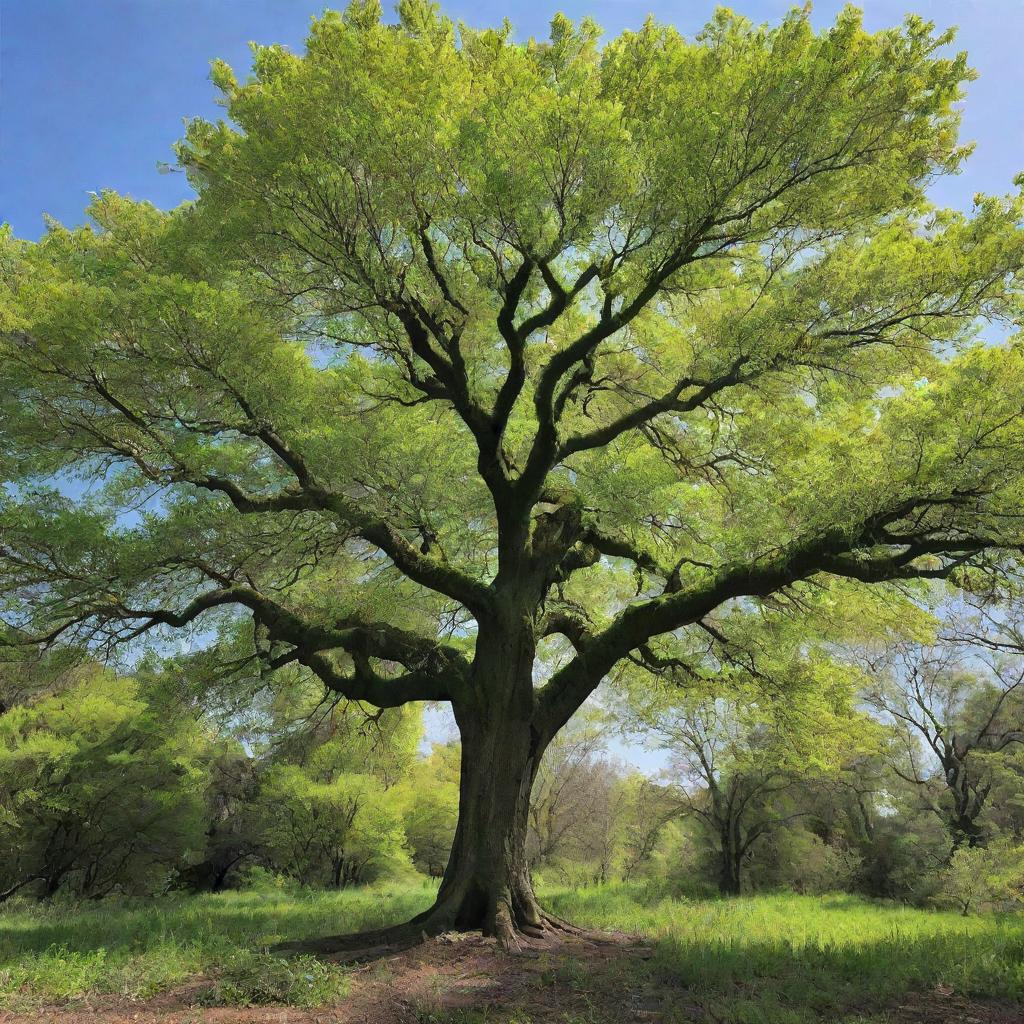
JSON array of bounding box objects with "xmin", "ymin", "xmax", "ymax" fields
[
  {"xmin": 0, "ymin": 879, "xmax": 435, "ymax": 1010},
  {"xmin": 1, "ymin": 880, "xmax": 1022, "ymax": 1021},
  {"xmin": 551, "ymin": 884, "xmax": 1024, "ymax": 1022}
]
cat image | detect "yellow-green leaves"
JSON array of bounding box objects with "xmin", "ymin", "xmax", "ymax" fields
[{"xmin": 3, "ymin": 2, "xmax": 1024, "ymax": 732}]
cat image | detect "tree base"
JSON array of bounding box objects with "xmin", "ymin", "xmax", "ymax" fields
[
  {"xmin": 274, "ymin": 914, "xmax": 654, "ymax": 1024},
  {"xmin": 274, "ymin": 904, "xmax": 601, "ymax": 961}
]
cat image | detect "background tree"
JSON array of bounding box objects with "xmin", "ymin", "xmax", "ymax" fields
[
  {"xmin": 634, "ymin": 690, "xmax": 814, "ymax": 895},
  {"xmin": 398, "ymin": 740, "xmax": 460, "ymax": 878},
  {"xmin": 527, "ymin": 711, "xmax": 610, "ymax": 871},
  {"xmin": 0, "ymin": 666, "xmax": 208, "ymax": 901},
  {"xmin": 0, "ymin": 645, "xmax": 82, "ymax": 716},
  {"xmin": 176, "ymin": 741, "xmax": 262, "ymax": 893},
  {"xmin": 615, "ymin": 774, "xmax": 677, "ymax": 882},
  {"xmin": 780, "ymin": 750, "xmax": 901, "ymax": 896},
  {"xmin": 3, "ymin": 2, "xmax": 1024, "ymax": 946},
  {"xmin": 253, "ymin": 693, "xmax": 420, "ymax": 888},
  {"xmin": 865, "ymin": 640, "xmax": 1024, "ymax": 850},
  {"xmin": 256, "ymin": 764, "xmax": 411, "ymax": 888}
]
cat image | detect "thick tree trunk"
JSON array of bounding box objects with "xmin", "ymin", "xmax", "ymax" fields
[
  {"xmin": 284, "ymin": 618, "xmax": 586, "ymax": 954},
  {"xmin": 412, "ymin": 617, "xmax": 559, "ymax": 947},
  {"xmin": 422, "ymin": 706, "xmax": 545, "ymax": 944}
]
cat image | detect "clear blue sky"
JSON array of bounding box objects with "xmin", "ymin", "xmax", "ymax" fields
[{"xmin": 2, "ymin": 0, "xmax": 1023, "ymax": 241}]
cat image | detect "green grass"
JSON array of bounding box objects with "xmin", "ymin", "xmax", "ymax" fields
[
  {"xmin": 0, "ymin": 880, "xmax": 435, "ymax": 1010},
  {"xmin": 548, "ymin": 884, "xmax": 1024, "ymax": 1023},
  {"xmin": 1, "ymin": 881, "xmax": 1022, "ymax": 1022}
]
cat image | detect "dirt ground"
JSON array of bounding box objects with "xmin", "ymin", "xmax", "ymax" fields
[{"xmin": 1, "ymin": 931, "xmax": 1020, "ymax": 1024}]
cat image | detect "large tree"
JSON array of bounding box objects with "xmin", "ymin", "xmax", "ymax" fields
[{"xmin": 3, "ymin": 2, "xmax": 1024, "ymax": 947}]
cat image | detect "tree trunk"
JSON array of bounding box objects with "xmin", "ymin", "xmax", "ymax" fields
[
  {"xmin": 718, "ymin": 858, "xmax": 742, "ymax": 896},
  {"xmin": 950, "ymin": 813, "xmax": 984, "ymax": 851},
  {"xmin": 299, "ymin": 621, "xmax": 562, "ymax": 952},
  {"xmin": 422, "ymin": 705, "xmax": 545, "ymax": 944},
  {"xmin": 717, "ymin": 831, "xmax": 742, "ymax": 896},
  {"xmin": 282, "ymin": 618, "xmax": 587, "ymax": 954},
  {"xmin": 410, "ymin": 613, "xmax": 560, "ymax": 947}
]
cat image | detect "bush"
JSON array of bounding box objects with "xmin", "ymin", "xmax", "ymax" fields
[
  {"xmin": 748, "ymin": 829, "xmax": 863, "ymax": 895},
  {"xmin": 935, "ymin": 840, "xmax": 1024, "ymax": 915},
  {"xmin": 0, "ymin": 669, "xmax": 208, "ymax": 900},
  {"xmin": 644, "ymin": 821, "xmax": 719, "ymax": 899}
]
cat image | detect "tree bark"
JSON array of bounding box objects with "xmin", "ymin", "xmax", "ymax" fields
[
  {"xmin": 415, "ymin": 616, "xmax": 558, "ymax": 946},
  {"xmin": 286, "ymin": 618, "xmax": 585, "ymax": 953},
  {"xmin": 717, "ymin": 827, "xmax": 743, "ymax": 896},
  {"xmin": 424, "ymin": 704, "xmax": 545, "ymax": 944}
]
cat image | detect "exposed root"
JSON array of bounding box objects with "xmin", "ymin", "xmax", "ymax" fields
[
  {"xmin": 540, "ymin": 910, "xmax": 585, "ymax": 935},
  {"xmin": 493, "ymin": 921, "xmax": 522, "ymax": 952},
  {"xmin": 274, "ymin": 898, "xmax": 621, "ymax": 962}
]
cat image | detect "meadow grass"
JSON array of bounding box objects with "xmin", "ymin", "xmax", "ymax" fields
[
  {"xmin": 0, "ymin": 880, "xmax": 434, "ymax": 1009},
  {"xmin": 549, "ymin": 884, "xmax": 1024, "ymax": 1022},
  {"xmin": 1, "ymin": 881, "xmax": 1022, "ymax": 1021}
]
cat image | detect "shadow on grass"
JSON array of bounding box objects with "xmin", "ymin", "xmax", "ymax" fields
[
  {"xmin": 384, "ymin": 927, "xmax": 1024, "ymax": 1024},
  {"xmin": 0, "ymin": 886, "xmax": 435, "ymax": 956},
  {"xmin": 2, "ymin": 887, "xmax": 1023, "ymax": 1023}
]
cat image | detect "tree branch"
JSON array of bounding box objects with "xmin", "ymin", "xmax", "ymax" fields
[
  {"xmin": 533, "ymin": 522, "xmax": 1020, "ymax": 747},
  {"xmin": 557, "ymin": 356, "xmax": 751, "ymax": 460}
]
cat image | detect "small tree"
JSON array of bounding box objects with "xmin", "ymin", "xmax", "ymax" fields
[
  {"xmin": 617, "ymin": 774, "xmax": 677, "ymax": 882},
  {"xmin": 4, "ymin": 3, "xmax": 1024, "ymax": 946},
  {"xmin": 177, "ymin": 741, "xmax": 262, "ymax": 893},
  {"xmin": 643, "ymin": 694, "xmax": 808, "ymax": 895},
  {"xmin": 866, "ymin": 641, "xmax": 1024, "ymax": 850},
  {"xmin": 936, "ymin": 840, "xmax": 1024, "ymax": 915},
  {"xmin": 0, "ymin": 646, "xmax": 80, "ymax": 715},
  {"xmin": 258, "ymin": 767, "xmax": 411, "ymax": 887},
  {"xmin": 747, "ymin": 827, "xmax": 861, "ymax": 895}
]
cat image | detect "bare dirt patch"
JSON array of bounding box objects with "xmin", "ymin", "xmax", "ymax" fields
[{"xmin": 884, "ymin": 990, "xmax": 1024, "ymax": 1024}]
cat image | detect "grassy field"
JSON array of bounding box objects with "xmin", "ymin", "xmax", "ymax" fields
[
  {"xmin": 0, "ymin": 881, "xmax": 435, "ymax": 1010},
  {"xmin": 1, "ymin": 881, "xmax": 1022, "ymax": 1022},
  {"xmin": 549, "ymin": 886, "xmax": 1024, "ymax": 1022}
]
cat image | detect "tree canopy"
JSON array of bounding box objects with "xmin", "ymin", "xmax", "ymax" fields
[{"xmin": 3, "ymin": 1, "xmax": 1024, "ymax": 945}]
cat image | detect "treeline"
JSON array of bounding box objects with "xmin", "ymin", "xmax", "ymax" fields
[
  {"xmin": 0, "ymin": 655, "xmax": 455, "ymax": 901},
  {"xmin": 2, "ymin": 627, "xmax": 1023, "ymax": 914}
]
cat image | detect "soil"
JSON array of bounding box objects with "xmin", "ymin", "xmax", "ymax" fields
[{"xmin": 0, "ymin": 931, "xmax": 1019, "ymax": 1024}]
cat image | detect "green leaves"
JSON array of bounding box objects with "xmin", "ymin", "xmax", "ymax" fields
[
  {"xmin": 2, "ymin": 2, "xmax": 1024, "ymax": 728},
  {"xmin": 253, "ymin": 699, "xmax": 421, "ymax": 886},
  {"xmin": 0, "ymin": 666, "xmax": 209, "ymax": 897}
]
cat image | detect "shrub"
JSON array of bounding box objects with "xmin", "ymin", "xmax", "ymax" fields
[{"xmin": 935, "ymin": 840, "xmax": 1024, "ymax": 915}]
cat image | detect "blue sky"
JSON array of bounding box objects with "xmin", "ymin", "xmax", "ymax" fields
[
  {"xmin": 3, "ymin": 0, "xmax": 1023, "ymax": 241},
  {"xmin": 2, "ymin": 0, "xmax": 1022, "ymax": 773}
]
